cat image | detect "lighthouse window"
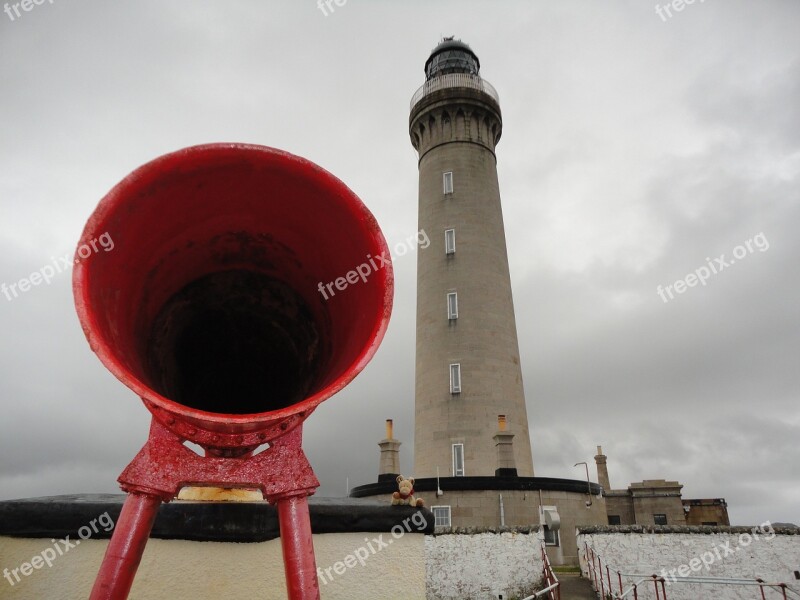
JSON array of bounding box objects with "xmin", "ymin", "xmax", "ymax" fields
[
  {"xmin": 445, "ymin": 229, "xmax": 456, "ymax": 254},
  {"xmin": 443, "ymin": 171, "xmax": 453, "ymax": 194},
  {"xmin": 449, "ymin": 363, "xmax": 461, "ymax": 394},
  {"xmin": 452, "ymin": 443, "xmax": 465, "ymax": 476},
  {"xmin": 447, "ymin": 292, "xmax": 458, "ymax": 320}
]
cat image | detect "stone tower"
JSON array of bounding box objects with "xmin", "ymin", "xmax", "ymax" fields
[
  {"xmin": 595, "ymin": 446, "xmax": 611, "ymax": 491},
  {"xmin": 410, "ymin": 38, "xmax": 534, "ymax": 478}
]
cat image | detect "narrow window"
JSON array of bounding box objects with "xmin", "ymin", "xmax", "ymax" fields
[
  {"xmin": 445, "ymin": 228, "xmax": 456, "ymax": 254},
  {"xmin": 452, "ymin": 443, "xmax": 465, "ymax": 476},
  {"xmin": 447, "ymin": 292, "xmax": 458, "ymax": 320},
  {"xmin": 443, "ymin": 171, "xmax": 453, "ymax": 194},
  {"xmin": 543, "ymin": 525, "xmax": 560, "ymax": 546},
  {"xmin": 449, "ymin": 363, "xmax": 461, "ymax": 394},
  {"xmin": 654, "ymin": 514, "xmax": 668, "ymax": 525},
  {"xmin": 432, "ymin": 506, "xmax": 452, "ymax": 527}
]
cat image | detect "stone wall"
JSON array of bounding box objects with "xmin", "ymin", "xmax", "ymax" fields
[
  {"xmin": 425, "ymin": 527, "xmax": 544, "ymax": 600},
  {"xmin": 629, "ymin": 481, "xmax": 686, "ymax": 526},
  {"xmin": 1, "ymin": 527, "xmax": 550, "ymax": 600},
  {"xmin": 683, "ymin": 499, "xmax": 730, "ymax": 526},
  {"xmin": 605, "ymin": 491, "xmax": 636, "ymax": 525},
  {"xmin": 578, "ymin": 525, "xmax": 800, "ymax": 600}
]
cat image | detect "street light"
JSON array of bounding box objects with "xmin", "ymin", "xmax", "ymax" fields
[{"xmin": 574, "ymin": 461, "xmax": 593, "ymax": 507}]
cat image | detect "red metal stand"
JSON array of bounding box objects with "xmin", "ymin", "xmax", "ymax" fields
[
  {"xmin": 89, "ymin": 493, "xmax": 161, "ymax": 600},
  {"xmin": 89, "ymin": 419, "xmax": 321, "ymax": 600},
  {"xmin": 278, "ymin": 495, "xmax": 319, "ymax": 600},
  {"xmin": 75, "ymin": 145, "xmax": 394, "ymax": 600}
]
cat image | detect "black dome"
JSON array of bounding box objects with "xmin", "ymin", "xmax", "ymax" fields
[{"xmin": 424, "ymin": 38, "xmax": 480, "ymax": 80}]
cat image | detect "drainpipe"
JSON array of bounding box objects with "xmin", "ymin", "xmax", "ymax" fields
[{"xmin": 499, "ymin": 494, "xmax": 505, "ymax": 527}]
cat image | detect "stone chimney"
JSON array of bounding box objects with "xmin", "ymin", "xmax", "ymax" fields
[
  {"xmin": 378, "ymin": 419, "xmax": 401, "ymax": 481},
  {"xmin": 493, "ymin": 415, "xmax": 517, "ymax": 477},
  {"xmin": 594, "ymin": 445, "xmax": 611, "ymax": 492}
]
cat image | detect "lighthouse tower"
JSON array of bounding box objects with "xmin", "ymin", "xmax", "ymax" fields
[{"xmin": 410, "ymin": 38, "xmax": 535, "ymax": 478}]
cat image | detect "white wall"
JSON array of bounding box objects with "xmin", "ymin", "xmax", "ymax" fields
[
  {"xmin": 0, "ymin": 532, "xmax": 425, "ymax": 600},
  {"xmin": 579, "ymin": 527, "xmax": 800, "ymax": 600},
  {"xmin": 1, "ymin": 529, "xmax": 551, "ymax": 600},
  {"xmin": 425, "ymin": 531, "xmax": 544, "ymax": 600}
]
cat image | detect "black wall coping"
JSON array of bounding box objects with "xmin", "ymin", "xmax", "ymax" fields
[
  {"xmin": 578, "ymin": 524, "xmax": 800, "ymax": 535},
  {"xmin": 0, "ymin": 494, "xmax": 434, "ymax": 543},
  {"xmin": 350, "ymin": 476, "xmax": 602, "ymax": 498}
]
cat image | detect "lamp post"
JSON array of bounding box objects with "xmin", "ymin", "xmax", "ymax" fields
[{"xmin": 574, "ymin": 461, "xmax": 593, "ymax": 507}]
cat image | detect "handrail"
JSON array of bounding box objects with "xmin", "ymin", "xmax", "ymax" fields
[
  {"xmin": 582, "ymin": 541, "xmax": 800, "ymax": 600},
  {"xmin": 522, "ymin": 543, "xmax": 560, "ymax": 600},
  {"xmin": 524, "ymin": 581, "xmax": 558, "ymax": 599},
  {"xmin": 615, "ymin": 577, "xmax": 654, "ymax": 599},
  {"xmin": 458, "ymin": 539, "xmax": 560, "ymax": 600},
  {"xmin": 409, "ymin": 73, "xmax": 500, "ymax": 111},
  {"xmin": 615, "ymin": 574, "xmax": 800, "ymax": 600}
]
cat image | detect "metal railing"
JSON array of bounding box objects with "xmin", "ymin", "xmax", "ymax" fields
[
  {"xmin": 522, "ymin": 544, "xmax": 560, "ymax": 600},
  {"xmin": 582, "ymin": 541, "xmax": 800, "ymax": 600},
  {"xmin": 409, "ymin": 73, "xmax": 499, "ymax": 111}
]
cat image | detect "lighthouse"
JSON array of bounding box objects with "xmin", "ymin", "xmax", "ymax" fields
[
  {"xmin": 352, "ymin": 39, "xmax": 607, "ymax": 561},
  {"xmin": 410, "ymin": 38, "xmax": 535, "ymax": 479}
]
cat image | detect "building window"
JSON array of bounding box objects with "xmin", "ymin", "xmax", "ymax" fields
[
  {"xmin": 543, "ymin": 525, "xmax": 560, "ymax": 546},
  {"xmin": 443, "ymin": 171, "xmax": 453, "ymax": 194},
  {"xmin": 445, "ymin": 228, "xmax": 456, "ymax": 255},
  {"xmin": 452, "ymin": 443, "xmax": 465, "ymax": 477},
  {"xmin": 654, "ymin": 514, "xmax": 668, "ymax": 525},
  {"xmin": 432, "ymin": 506, "xmax": 451, "ymax": 527},
  {"xmin": 449, "ymin": 363, "xmax": 461, "ymax": 394},
  {"xmin": 608, "ymin": 515, "xmax": 621, "ymax": 525},
  {"xmin": 702, "ymin": 522, "xmax": 718, "ymax": 526},
  {"xmin": 447, "ymin": 292, "xmax": 458, "ymax": 320}
]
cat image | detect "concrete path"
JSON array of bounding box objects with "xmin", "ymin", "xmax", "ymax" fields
[{"xmin": 557, "ymin": 572, "xmax": 598, "ymax": 599}]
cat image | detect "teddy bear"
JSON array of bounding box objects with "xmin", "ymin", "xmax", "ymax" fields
[{"xmin": 391, "ymin": 474, "xmax": 424, "ymax": 507}]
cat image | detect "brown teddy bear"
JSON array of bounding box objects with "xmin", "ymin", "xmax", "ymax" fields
[{"xmin": 391, "ymin": 475, "xmax": 424, "ymax": 507}]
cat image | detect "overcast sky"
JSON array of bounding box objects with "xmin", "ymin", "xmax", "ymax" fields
[{"xmin": 1, "ymin": 1, "xmax": 797, "ymax": 527}]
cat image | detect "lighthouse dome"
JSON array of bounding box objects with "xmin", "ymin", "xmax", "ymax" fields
[{"xmin": 424, "ymin": 37, "xmax": 480, "ymax": 80}]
